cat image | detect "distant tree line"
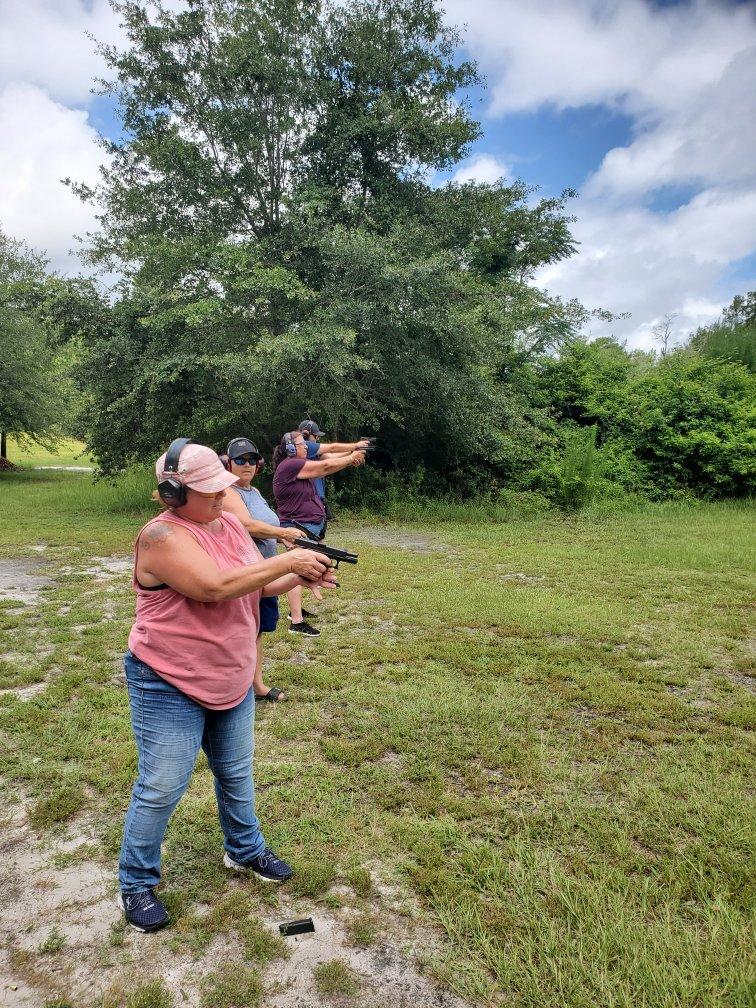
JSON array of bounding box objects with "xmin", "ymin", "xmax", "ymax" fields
[{"xmin": 1, "ymin": 0, "xmax": 753, "ymax": 506}]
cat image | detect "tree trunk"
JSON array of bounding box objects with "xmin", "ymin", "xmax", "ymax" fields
[{"xmin": 1, "ymin": 431, "xmax": 7, "ymax": 461}]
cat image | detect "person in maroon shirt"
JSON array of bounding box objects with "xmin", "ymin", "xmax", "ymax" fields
[{"xmin": 272, "ymin": 430, "xmax": 365, "ymax": 635}]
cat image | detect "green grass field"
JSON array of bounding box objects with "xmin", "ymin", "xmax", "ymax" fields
[
  {"xmin": 4, "ymin": 436, "xmax": 95, "ymax": 468},
  {"xmin": 0, "ymin": 469, "xmax": 754, "ymax": 1007}
]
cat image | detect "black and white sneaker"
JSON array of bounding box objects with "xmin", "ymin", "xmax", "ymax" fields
[
  {"xmin": 301, "ymin": 608, "xmax": 319, "ymax": 621},
  {"xmin": 117, "ymin": 889, "xmax": 169, "ymax": 932},
  {"xmin": 223, "ymin": 847, "xmax": 293, "ymax": 883},
  {"xmin": 288, "ymin": 619, "xmax": 320, "ymax": 637}
]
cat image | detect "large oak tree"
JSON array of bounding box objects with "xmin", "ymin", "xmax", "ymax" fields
[{"xmin": 74, "ymin": 0, "xmax": 578, "ymax": 486}]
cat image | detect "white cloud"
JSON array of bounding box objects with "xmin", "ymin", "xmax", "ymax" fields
[
  {"xmin": 586, "ymin": 47, "xmax": 756, "ymax": 199},
  {"xmin": 444, "ymin": 0, "xmax": 755, "ymax": 119},
  {"xmin": 452, "ymin": 153, "xmax": 510, "ymax": 185},
  {"xmin": 536, "ymin": 187, "xmax": 756, "ymax": 347},
  {"xmin": 444, "ymin": 0, "xmax": 756, "ymax": 347},
  {"xmin": 0, "ymin": 83, "xmax": 108, "ymax": 273},
  {"xmin": 0, "ymin": 0, "xmax": 124, "ymax": 107}
]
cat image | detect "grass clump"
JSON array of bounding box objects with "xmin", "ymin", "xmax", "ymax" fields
[
  {"xmin": 29, "ymin": 784, "xmax": 85, "ymax": 828},
  {"xmin": 108, "ymin": 917, "xmax": 128, "ymax": 947},
  {"xmin": 125, "ymin": 980, "xmax": 173, "ymax": 1008},
  {"xmin": 38, "ymin": 927, "xmax": 66, "ymax": 954},
  {"xmin": 177, "ymin": 891, "xmax": 287, "ymax": 963},
  {"xmin": 199, "ymin": 967, "xmax": 262, "ymax": 1008},
  {"xmin": 345, "ymin": 866, "xmax": 373, "ymax": 896},
  {"xmin": 346, "ymin": 912, "xmax": 379, "ymax": 947},
  {"xmin": 313, "ymin": 958, "xmax": 360, "ymax": 997}
]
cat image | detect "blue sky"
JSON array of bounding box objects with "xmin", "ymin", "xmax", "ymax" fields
[
  {"xmin": 453, "ymin": 88, "xmax": 638, "ymax": 197},
  {"xmin": 1, "ymin": 0, "xmax": 755, "ymax": 348}
]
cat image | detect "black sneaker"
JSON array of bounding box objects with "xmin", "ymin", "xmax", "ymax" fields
[
  {"xmin": 223, "ymin": 847, "xmax": 293, "ymax": 883},
  {"xmin": 288, "ymin": 620, "xmax": 320, "ymax": 637},
  {"xmin": 117, "ymin": 889, "xmax": 169, "ymax": 932},
  {"xmin": 301, "ymin": 608, "xmax": 319, "ymax": 620}
]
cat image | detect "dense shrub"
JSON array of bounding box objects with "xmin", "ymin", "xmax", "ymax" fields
[{"xmin": 534, "ymin": 338, "xmax": 755, "ymax": 502}]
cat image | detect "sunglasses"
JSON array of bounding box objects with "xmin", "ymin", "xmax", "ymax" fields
[{"xmin": 231, "ymin": 454, "xmax": 261, "ymax": 466}]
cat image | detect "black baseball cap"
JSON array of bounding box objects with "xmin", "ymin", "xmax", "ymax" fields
[
  {"xmin": 226, "ymin": 437, "xmax": 261, "ymax": 460},
  {"xmin": 298, "ymin": 420, "xmax": 325, "ymax": 437}
]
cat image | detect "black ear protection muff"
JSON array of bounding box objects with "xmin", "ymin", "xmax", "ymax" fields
[
  {"xmin": 284, "ymin": 432, "xmax": 297, "ymax": 457},
  {"xmin": 157, "ymin": 437, "xmax": 194, "ymax": 507},
  {"xmin": 219, "ymin": 454, "xmax": 231, "ymax": 472}
]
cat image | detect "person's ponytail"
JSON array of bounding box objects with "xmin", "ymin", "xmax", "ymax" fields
[{"xmin": 271, "ymin": 439, "xmax": 286, "ymax": 470}]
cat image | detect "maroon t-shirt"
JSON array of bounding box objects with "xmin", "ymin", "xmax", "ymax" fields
[{"xmin": 272, "ymin": 457, "xmax": 326, "ymax": 524}]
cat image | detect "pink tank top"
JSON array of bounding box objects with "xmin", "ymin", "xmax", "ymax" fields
[{"xmin": 128, "ymin": 511, "xmax": 262, "ymax": 709}]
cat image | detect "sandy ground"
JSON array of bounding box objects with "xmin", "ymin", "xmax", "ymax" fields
[
  {"xmin": 0, "ymin": 803, "xmax": 466, "ymax": 1008},
  {"xmin": 0, "ymin": 559, "xmax": 53, "ymax": 606}
]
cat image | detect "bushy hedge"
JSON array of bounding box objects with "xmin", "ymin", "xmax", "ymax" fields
[{"xmin": 530, "ymin": 339, "xmax": 755, "ymax": 507}]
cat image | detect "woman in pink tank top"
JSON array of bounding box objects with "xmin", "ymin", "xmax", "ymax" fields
[{"xmin": 117, "ymin": 441, "xmax": 337, "ymax": 933}]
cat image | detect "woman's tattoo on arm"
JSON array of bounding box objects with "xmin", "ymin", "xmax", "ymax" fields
[{"xmin": 140, "ymin": 523, "xmax": 173, "ymax": 550}]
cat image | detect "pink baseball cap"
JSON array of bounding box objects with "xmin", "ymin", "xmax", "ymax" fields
[{"xmin": 155, "ymin": 443, "xmax": 238, "ymax": 494}]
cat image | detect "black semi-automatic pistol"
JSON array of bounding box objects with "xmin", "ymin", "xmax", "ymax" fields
[{"xmin": 290, "ymin": 521, "xmax": 358, "ymax": 568}]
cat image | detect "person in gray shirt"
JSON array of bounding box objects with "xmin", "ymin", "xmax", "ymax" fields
[{"xmin": 220, "ymin": 437, "xmax": 317, "ymax": 699}]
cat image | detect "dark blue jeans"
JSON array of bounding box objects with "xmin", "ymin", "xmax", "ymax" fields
[{"xmin": 119, "ymin": 651, "xmax": 265, "ymax": 893}]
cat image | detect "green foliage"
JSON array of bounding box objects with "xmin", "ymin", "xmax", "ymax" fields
[
  {"xmin": 38, "ymin": 927, "xmax": 67, "ymax": 955},
  {"xmin": 313, "ymin": 959, "xmax": 360, "ymax": 997},
  {"xmin": 535, "ymin": 336, "xmax": 756, "ymax": 501},
  {"xmin": 0, "ymin": 232, "xmax": 80, "ymax": 453},
  {"xmin": 532, "ymin": 426, "xmax": 603, "ymax": 510},
  {"xmin": 62, "ymin": 0, "xmax": 753, "ymax": 506},
  {"xmin": 689, "ymin": 291, "xmax": 755, "ymax": 372},
  {"xmin": 199, "ymin": 967, "xmax": 262, "ymax": 1008}
]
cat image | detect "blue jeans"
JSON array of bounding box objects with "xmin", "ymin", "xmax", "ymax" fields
[{"xmin": 119, "ymin": 650, "xmax": 265, "ymax": 893}]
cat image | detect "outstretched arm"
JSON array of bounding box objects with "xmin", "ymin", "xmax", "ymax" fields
[
  {"xmin": 136, "ymin": 522, "xmax": 333, "ymax": 602},
  {"xmin": 315, "ymin": 439, "xmax": 371, "ymax": 454},
  {"xmin": 297, "ymin": 450, "xmax": 366, "ymax": 480}
]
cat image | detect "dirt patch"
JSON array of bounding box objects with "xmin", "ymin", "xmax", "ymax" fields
[
  {"xmin": 0, "ymin": 806, "xmax": 467, "ymax": 1008},
  {"xmin": 80, "ymin": 556, "xmax": 133, "ymax": 581},
  {"xmin": 665, "ymin": 684, "xmax": 715, "ymax": 710},
  {"xmin": 0, "ymin": 956, "xmax": 39, "ymax": 1007},
  {"xmin": 348, "ymin": 528, "xmax": 451, "ymax": 555},
  {"xmin": 262, "ymin": 903, "xmax": 465, "ymax": 1008},
  {"xmin": 0, "ymin": 559, "xmax": 53, "ymax": 606},
  {"xmin": 721, "ymin": 670, "xmax": 756, "ymax": 695},
  {"xmin": 0, "ymin": 681, "xmax": 48, "ymax": 702},
  {"xmin": 0, "ymin": 807, "xmax": 119, "ymax": 1006}
]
